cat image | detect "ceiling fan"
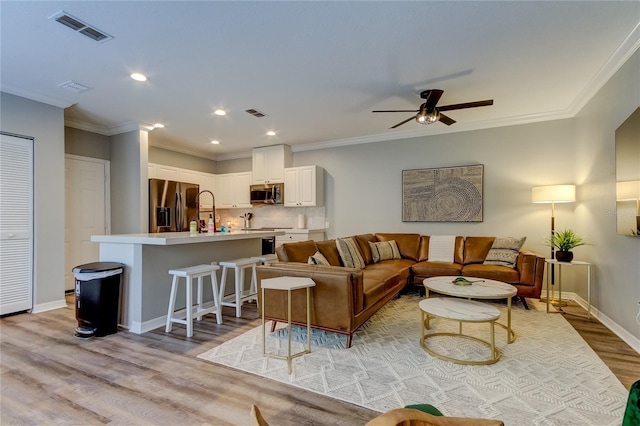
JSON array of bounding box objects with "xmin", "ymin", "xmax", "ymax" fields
[{"xmin": 372, "ymin": 89, "xmax": 493, "ymax": 129}]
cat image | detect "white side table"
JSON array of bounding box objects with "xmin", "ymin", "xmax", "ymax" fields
[
  {"xmin": 261, "ymin": 276, "xmax": 315, "ymax": 374},
  {"xmin": 545, "ymin": 259, "xmax": 592, "ymax": 319}
]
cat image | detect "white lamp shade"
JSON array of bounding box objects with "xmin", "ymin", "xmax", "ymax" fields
[
  {"xmin": 616, "ymin": 180, "xmax": 640, "ymax": 201},
  {"xmin": 532, "ymin": 185, "xmax": 576, "ymax": 204}
]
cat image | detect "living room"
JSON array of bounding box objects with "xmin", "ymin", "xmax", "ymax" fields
[{"xmin": 1, "ymin": 1, "xmax": 639, "ymax": 424}]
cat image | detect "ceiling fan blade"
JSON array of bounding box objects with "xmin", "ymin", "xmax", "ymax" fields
[
  {"xmin": 437, "ymin": 99, "xmax": 493, "ymax": 112},
  {"xmin": 438, "ymin": 113, "xmax": 456, "ymax": 126},
  {"xmin": 372, "ymin": 110, "xmax": 419, "ymax": 113},
  {"xmin": 420, "ymin": 89, "xmax": 444, "ymax": 110},
  {"xmin": 390, "ymin": 116, "xmax": 417, "ymax": 129}
]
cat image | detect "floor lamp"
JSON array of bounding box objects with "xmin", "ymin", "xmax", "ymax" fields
[{"xmin": 532, "ymin": 184, "xmax": 576, "ymax": 304}]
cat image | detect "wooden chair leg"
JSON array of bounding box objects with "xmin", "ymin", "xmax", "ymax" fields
[{"xmin": 346, "ymin": 333, "xmax": 352, "ymax": 348}]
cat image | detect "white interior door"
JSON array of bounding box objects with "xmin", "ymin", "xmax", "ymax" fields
[
  {"xmin": 65, "ymin": 156, "xmax": 109, "ymax": 291},
  {"xmin": 0, "ymin": 133, "xmax": 34, "ymax": 314}
]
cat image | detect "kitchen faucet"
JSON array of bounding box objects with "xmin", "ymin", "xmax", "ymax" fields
[{"xmin": 194, "ymin": 190, "xmax": 216, "ymax": 232}]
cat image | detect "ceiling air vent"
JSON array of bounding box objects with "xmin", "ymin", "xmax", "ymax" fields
[
  {"xmin": 245, "ymin": 109, "xmax": 267, "ymax": 118},
  {"xmin": 58, "ymin": 80, "xmax": 90, "ymax": 93},
  {"xmin": 49, "ymin": 11, "xmax": 113, "ymax": 43}
]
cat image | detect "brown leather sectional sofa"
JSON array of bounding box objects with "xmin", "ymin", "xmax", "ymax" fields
[{"xmin": 256, "ymin": 233, "xmax": 545, "ymax": 347}]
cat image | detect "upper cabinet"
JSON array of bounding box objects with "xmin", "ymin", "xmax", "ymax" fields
[
  {"xmin": 178, "ymin": 168, "xmax": 200, "ymax": 185},
  {"xmin": 155, "ymin": 164, "xmax": 180, "ymax": 181},
  {"xmin": 215, "ymin": 171, "xmax": 253, "ymax": 208},
  {"xmin": 284, "ymin": 165, "xmax": 324, "ymax": 207},
  {"xmin": 252, "ymin": 145, "xmax": 292, "ymax": 184}
]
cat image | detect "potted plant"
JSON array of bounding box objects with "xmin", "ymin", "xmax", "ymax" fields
[{"xmin": 545, "ymin": 229, "xmax": 591, "ymax": 262}]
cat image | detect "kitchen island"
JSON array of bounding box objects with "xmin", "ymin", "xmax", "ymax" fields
[{"xmin": 91, "ymin": 230, "xmax": 284, "ymax": 334}]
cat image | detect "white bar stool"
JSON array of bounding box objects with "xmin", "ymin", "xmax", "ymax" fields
[
  {"xmin": 219, "ymin": 258, "xmax": 260, "ymax": 317},
  {"xmin": 251, "ymin": 254, "xmax": 278, "ymax": 265},
  {"xmin": 166, "ymin": 264, "xmax": 222, "ymax": 337}
]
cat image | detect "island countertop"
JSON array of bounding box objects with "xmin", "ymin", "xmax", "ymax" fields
[{"xmin": 91, "ymin": 229, "xmax": 284, "ymax": 246}]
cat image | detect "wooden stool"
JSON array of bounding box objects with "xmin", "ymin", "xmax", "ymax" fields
[
  {"xmin": 166, "ymin": 264, "xmax": 222, "ymax": 337},
  {"xmin": 219, "ymin": 258, "xmax": 260, "ymax": 318},
  {"xmin": 251, "ymin": 254, "xmax": 278, "ymax": 265},
  {"xmin": 261, "ymin": 276, "xmax": 316, "ymax": 374}
]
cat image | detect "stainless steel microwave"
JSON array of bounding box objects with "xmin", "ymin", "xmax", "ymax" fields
[{"xmin": 250, "ymin": 183, "xmax": 284, "ymax": 204}]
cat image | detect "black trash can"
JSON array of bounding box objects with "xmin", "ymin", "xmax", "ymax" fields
[{"xmin": 72, "ymin": 262, "xmax": 124, "ymax": 338}]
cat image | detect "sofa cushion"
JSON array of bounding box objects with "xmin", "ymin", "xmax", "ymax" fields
[
  {"xmin": 462, "ymin": 264, "xmax": 520, "ymax": 284},
  {"xmin": 483, "ymin": 237, "xmax": 527, "ymax": 268},
  {"xmin": 464, "ymin": 237, "xmax": 495, "ymax": 264},
  {"xmin": 308, "ymin": 251, "xmax": 330, "ymax": 265},
  {"xmin": 354, "ymin": 234, "xmax": 377, "ymax": 265},
  {"xmin": 362, "ymin": 277, "xmax": 387, "ymax": 307},
  {"xmin": 336, "ymin": 237, "xmax": 366, "ymax": 269},
  {"xmin": 316, "ymin": 239, "xmax": 342, "ymax": 266},
  {"xmin": 412, "ymin": 261, "xmax": 463, "ymax": 278},
  {"xmin": 282, "ymin": 240, "xmax": 319, "ymax": 263},
  {"xmin": 369, "ymin": 240, "xmax": 401, "ymax": 263},
  {"xmin": 375, "ymin": 233, "xmax": 421, "ymax": 261}
]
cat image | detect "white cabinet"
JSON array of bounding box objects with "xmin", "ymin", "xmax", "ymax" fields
[
  {"xmin": 155, "ymin": 164, "xmax": 180, "ymax": 181},
  {"xmin": 198, "ymin": 173, "xmax": 216, "ymax": 208},
  {"xmin": 215, "ymin": 172, "xmax": 253, "ymax": 208},
  {"xmin": 276, "ymin": 229, "xmax": 326, "ymax": 247},
  {"xmin": 284, "ymin": 165, "xmax": 324, "ymax": 207},
  {"xmin": 148, "ymin": 163, "xmax": 158, "ymax": 179},
  {"xmin": 252, "ymin": 145, "xmax": 292, "ymax": 184},
  {"xmin": 178, "ymin": 168, "xmax": 200, "ymax": 185}
]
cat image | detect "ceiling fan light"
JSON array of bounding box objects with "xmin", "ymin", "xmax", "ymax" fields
[{"xmin": 416, "ymin": 110, "xmax": 439, "ymax": 125}]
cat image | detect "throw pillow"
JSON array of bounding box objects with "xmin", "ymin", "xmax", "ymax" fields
[
  {"xmin": 308, "ymin": 251, "xmax": 330, "ymax": 266},
  {"xmin": 483, "ymin": 236, "xmax": 526, "ymax": 268},
  {"xmin": 336, "ymin": 237, "xmax": 366, "ymax": 269},
  {"xmin": 427, "ymin": 235, "xmax": 456, "ymax": 263},
  {"xmin": 368, "ymin": 240, "xmax": 401, "ymax": 263}
]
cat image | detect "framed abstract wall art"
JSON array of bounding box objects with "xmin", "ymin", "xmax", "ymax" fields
[{"xmin": 402, "ymin": 164, "xmax": 484, "ymax": 222}]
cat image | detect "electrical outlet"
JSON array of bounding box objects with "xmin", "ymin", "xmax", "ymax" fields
[{"xmin": 325, "ymin": 220, "xmax": 330, "ymax": 229}]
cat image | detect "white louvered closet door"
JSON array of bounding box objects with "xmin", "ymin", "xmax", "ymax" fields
[{"xmin": 0, "ymin": 133, "xmax": 33, "ymax": 315}]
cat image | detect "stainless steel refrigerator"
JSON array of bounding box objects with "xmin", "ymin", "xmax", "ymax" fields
[{"xmin": 149, "ymin": 179, "xmax": 199, "ymax": 232}]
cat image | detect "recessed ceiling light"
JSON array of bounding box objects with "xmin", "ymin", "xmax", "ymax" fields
[
  {"xmin": 266, "ymin": 131, "xmax": 276, "ymax": 136},
  {"xmin": 153, "ymin": 123, "xmax": 164, "ymax": 128},
  {"xmin": 214, "ymin": 109, "xmax": 226, "ymax": 116},
  {"xmin": 210, "ymin": 140, "xmax": 220, "ymax": 145},
  {"xmin": 130, "ymin": 72, "xmax": 147, "ymax": 82}
]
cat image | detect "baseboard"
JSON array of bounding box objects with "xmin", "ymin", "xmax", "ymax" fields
[
  {"xmin": 129, "ymin": 301, "xmax": 218, "ymax": 335},
  {"xmin": 32, "ymin": 299, "xmax": 68, "ymax": 314},
  {"xmin": 547, "ymin": 291, "xmax": 640, "ymax": 354}
]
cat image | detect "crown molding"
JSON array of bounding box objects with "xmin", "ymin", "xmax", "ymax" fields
[
  {"xmin": 1, "ymin": 85, "xmax": 74, "ymax": 108},
  {"xmin": 65, "ymin": 119, "xmax": 155, "ymax": 135},
  {"xmin": 567, "ymin": 20, "xmax": 640, "ymax": 116}
]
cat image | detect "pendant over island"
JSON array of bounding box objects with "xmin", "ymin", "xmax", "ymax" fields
[{"xmin": 91, "ymin": 229, "xmax": 284, "ymax": 334}]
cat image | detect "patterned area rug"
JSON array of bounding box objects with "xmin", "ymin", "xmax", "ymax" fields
[{"xmin": 198, "ymin": 295, "xmax": 627, "ymax": 425}]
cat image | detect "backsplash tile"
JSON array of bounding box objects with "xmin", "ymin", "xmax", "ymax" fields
[{"xmin": 215, "ymin": 205, "xmax": 325, "ymax": 229}]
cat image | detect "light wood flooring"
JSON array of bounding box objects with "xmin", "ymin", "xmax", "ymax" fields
[{"xmin": 1, "ymin": 294, "xmax": 638, "ymax": 425}]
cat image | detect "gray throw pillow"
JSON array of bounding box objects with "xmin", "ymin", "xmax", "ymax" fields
[
  {"xmin": 483, "ymin": 237, "xmax": 526, "ymax": 268},
  {"xmin": 336, "ymin": 237, "xmax": 366, "ymax": 269},
  {"xmin": 308, "ymin": 251, "xmax": 330, "ymax": 266},
  {"xmin": 368, "ymin": 240, "xmax": 401, "ymax": 263}
]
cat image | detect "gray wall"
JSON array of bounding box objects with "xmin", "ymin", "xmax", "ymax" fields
[
  {"xmin": 1, "ymin": 92, "xmax": 65, "ymax": 310},
  {"xmin": 65, "ymin": 127, "xmax": 111, "ymax": 160},
  {"xmin": 110, "ymin": 130, "xmax": 148, "ymax": 234},
  {"xmin": 573, "ymin": 48, "xmax": 640, "ymax": 340},
  {"xmin": 149, "ymin": 145, "xmax": 217, "ymax": 173}
]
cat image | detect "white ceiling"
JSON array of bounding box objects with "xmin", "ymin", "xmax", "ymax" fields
[{"xmin": 2, "ymin": 1, "xmax": 639, "ymax": 160}]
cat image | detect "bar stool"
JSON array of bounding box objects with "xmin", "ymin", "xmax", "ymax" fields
[
  {"xmin": 219, "ymin": 258, "xmax": 260, "ymax": 317},
  {"xmin": 251, "ymin": 254, "xmax": 278, "ymax": 265},
  {"xmin": 166, "ymin": 264, "xmax": 222, "ymax": 337}
]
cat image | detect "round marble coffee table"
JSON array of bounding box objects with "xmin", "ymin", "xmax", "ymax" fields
[
  {"xmin": 419, "ymin": 297, "xmax": 502, "ymax": 365},
  {"xmin": 423, "ymin": 276, "xmax": 517, "ymax": 343}
]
